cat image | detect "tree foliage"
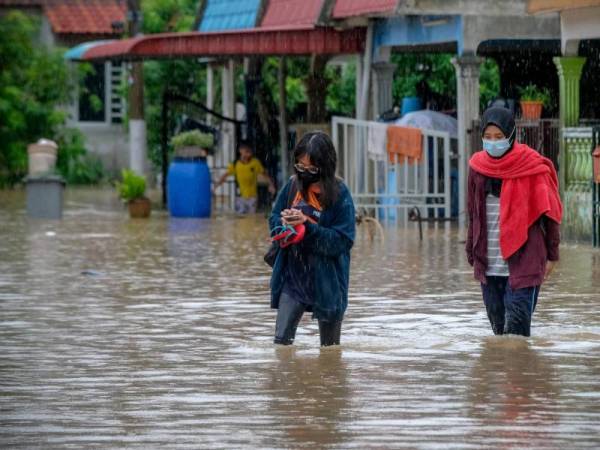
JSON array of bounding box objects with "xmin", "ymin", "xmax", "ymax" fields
[{"xmin": 0, "ymin": 11, "xmax": 105, "ymax": 186}]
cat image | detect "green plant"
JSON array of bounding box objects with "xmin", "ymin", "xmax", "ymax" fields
[
  {"xmin": 55, "ymin": 128, "xmax": 106, "ymax": 184},
  {"xmin": 519, "ymin": 84, "xmax": 551, "ymax": 107},
  {"xmin": 171, "ymin": 129, "xmax": 214, "ymax": 150},
  {"xmin": 116, "ymin": 169, "xmax": 146, "ymax": 202},
  {"xmin": 0, "ymin": 11, "xmax": 72, "ymax": 187}
]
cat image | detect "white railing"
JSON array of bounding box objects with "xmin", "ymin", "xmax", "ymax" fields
[{"xmin": 332, "ymin": 116, "xmax": 452, "ymax": 224}]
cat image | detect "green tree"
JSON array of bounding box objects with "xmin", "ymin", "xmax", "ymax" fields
[{"xmin": 0, "ymin": 11, "xmax": 105, "ymax": 186}]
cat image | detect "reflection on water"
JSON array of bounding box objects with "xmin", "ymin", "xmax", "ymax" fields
[{"xmin": 0, "ymin": 188, "xmax": 599, "ymax": 448}]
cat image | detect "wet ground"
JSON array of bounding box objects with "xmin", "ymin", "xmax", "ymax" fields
[{"xmin": 1, "ymin": 188, "xmax": 600, "ymax": 449}]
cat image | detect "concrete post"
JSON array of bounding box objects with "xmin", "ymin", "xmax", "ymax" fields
[
  {"xmin": 452, "ymin": 55, "xmax": 482, "ymax": 231},
  {"xmin": 553, "ymin": 56, "xmax": 587, "ymax": 197},
  {"xmin": 371, "ymin": 62, "xmax": 396, "ymax": 118},
  {"xmin": 553, "ymin": 57, "xmax": 586, "ymax": 128}
]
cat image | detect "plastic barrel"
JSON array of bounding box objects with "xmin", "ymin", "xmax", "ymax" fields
[
  {"xmin": 401, "ymin": 97, "xmax": 422, "ymax": 116},
  {"xmin": 167, "ymin": 158, "xmax": 212, "ymax": 218}
]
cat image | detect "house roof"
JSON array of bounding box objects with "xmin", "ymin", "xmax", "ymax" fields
[
  {"xmin": 260, "ymin": 0, "xmax": 325, "ymax": 28},
  {"xmin": 0, "ymin": 0, "xmax": 126, "ymax": 35},
  {"xmin": 45, "ymin": 0, "xmax": 126, "ymax": 34},
  {"xmin": 332, "ymin": 0, "xmax": 398, "ymax": 19},
  {"xmin": 198, "ymin": 0, "xmax": 262, "ymax": 32}
]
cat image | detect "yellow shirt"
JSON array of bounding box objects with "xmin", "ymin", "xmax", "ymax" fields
[{"xmin": 227, "ymin": 158, "xmax": 265, "ymax": 199}]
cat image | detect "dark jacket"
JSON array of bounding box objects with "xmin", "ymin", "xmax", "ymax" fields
[
  {"xmin": 269, "ymin": 179, "xmax": 356, "ymax": 323},
  {"xmin": 466, "ymin": 168, "xmax": 560, "ymax": 289}
]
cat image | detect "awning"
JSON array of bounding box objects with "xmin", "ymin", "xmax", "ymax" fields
[
  {"xmin": 64, "ymin": 40, "xmax": 115, "ymax": 61},
  {"xmin": 76, "ymin": 27, "xmax": 366, "ymax": 61}
]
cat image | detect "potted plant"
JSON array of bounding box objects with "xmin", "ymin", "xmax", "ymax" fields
[
  {"xmin": 171, "ymin": 130, "xmax": 214, "ymax": 159},
  {"xmin": 116, "ymin": 169, "xmax": 151, "ymax": 218},
  {"xmin": 519, "ymin": 84, "xmax": 551, "ymax": 120}
]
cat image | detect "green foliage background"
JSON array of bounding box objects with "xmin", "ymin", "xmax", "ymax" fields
[{"xmin": 0, "ymin": 11, "xmax": 105, "ymax": 186}]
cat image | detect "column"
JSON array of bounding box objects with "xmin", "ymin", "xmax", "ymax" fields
[
  {"xmin": 452, "ymin": 55, "xmax": 482, "ymax": 231},
  {"xmin": 553, "ymin": 56, "xmax": 587, "ymax": 196},
  {"xmin": 371, "ymin": 62, "xmax": 396, "ymax": 118},
  {"xmin": 553, "ymin": 57, "xmax": 586, "ymax": 128}
]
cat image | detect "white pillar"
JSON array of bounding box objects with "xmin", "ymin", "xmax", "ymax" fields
[
  {"xmin": 358, "ymin": 23, "xmax": 373, "ymax": 121},
  {"xmin": 129, "ymin": 119, "xmax": 147, "ymax": 175},
  {"xmin": 355, "ymin": 54, "xmax": 363, "ymax": 118},
  {"xmin": 452, "ymin": 55, "xmax": 481, "ymax": 231},
  {"xmin": 371, "ymin": 62, "xmax": 396, "ymax": 118},
  {"xmin": 221, "ymin": 60, "xmax": 235, "ymax": 164}
]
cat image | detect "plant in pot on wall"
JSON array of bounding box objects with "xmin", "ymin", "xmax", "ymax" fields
[
  {"xmin": 117, "ymin": 169, "xmax": 151, "ymax": 218},
  {"xmin": 171, "ymin": 130, "xmax": 214, "ymax": 158},
  {"xmin": 519, "ymin": 84, "xmax": 551, "ymax": 120}
]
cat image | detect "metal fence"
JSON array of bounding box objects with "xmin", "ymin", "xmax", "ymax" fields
[
  {"xmin": 471, "ymin": 119, "xmax": 560, "ymax": 169},
  {"xmin": 331, "ymin": 116, "xmax": 453, "ymax": 225}
]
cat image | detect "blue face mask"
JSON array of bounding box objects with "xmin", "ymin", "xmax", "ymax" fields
[{"xmin": 482, "ymin": 127, "xmax": 515, "ymax": 158}]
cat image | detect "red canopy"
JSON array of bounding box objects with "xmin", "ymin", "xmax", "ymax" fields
[{"xmin": 82, "ymin": 26, "xmax": 366, "ymax": 61}]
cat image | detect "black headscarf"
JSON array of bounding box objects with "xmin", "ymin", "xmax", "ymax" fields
[
  {"xmin": 481, "ymin": 107, "xmax": 516, "ymax": 196},
  {"xmin": 481, "ymin": 106, "xmax": 516, "ymax": 149}
]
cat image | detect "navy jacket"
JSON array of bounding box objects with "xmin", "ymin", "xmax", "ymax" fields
[{"xmin": 269, "ymin": 179, "xmax": 356, "ymax": 323}]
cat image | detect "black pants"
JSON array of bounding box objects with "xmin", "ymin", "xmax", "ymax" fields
[
  {"xmin": 481, "ymin": 276, "xmax": 540, "ymax": 337},
  {"xmin": 274, "ymin": 292, "xmax": 342, "ymax": 346}
]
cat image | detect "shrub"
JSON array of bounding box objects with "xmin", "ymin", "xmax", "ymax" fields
[
  {"xmin": 116, "ymin": 169, "xmax": 146, "ymax": 202},
  {"xmin": 171, "ymin": 129, "xmax": 214, "ymax": 150}
]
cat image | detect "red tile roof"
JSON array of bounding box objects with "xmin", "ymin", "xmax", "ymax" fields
[
  {"xmin": 45, "ymin": 0, "xmax": 126, "ymax": 35},
  {"xmin": 0, "ymin": 0, "xmax": 126, "ymax": 35},
  {"xmin": 332, "ymin": 0, "xmax": 398, "ymax": 19},
  {"xmin": 260, "ymin": 0, "xmax": 325, "ymax": 28}
]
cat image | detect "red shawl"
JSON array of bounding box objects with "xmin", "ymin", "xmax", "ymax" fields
[{"xmin": 469, "ymin": 142, "xmax": 562, "ymax": 259}]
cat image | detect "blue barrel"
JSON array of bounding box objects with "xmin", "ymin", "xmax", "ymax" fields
[
  {"xmin": 167, "ymin": 158, "xmax": 212, "ymax": 218},
  {"xmin": 401, "ymin": 96, "xmax": 422, "ymax": 116}
]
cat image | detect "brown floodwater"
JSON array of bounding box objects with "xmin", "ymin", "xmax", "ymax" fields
[{"xmin": 1, "ymin": 188, "xmax": 599, "ymax": 449}]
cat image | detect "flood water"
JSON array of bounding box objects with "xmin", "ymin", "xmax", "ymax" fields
[{"xmin": 1, "ymin": 188, "xmax": 600, "ymax": 449}]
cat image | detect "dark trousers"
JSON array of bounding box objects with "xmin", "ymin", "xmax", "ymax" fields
[
  {"xmin": 274, "ymin": 292, "xmax": 342, "ymax": 346},
  {"xmin": 481, "ymin": 276, "xmax": 540, "ymax": 337}
]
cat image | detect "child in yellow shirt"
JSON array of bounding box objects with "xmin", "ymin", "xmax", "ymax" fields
[{"xmin": 215, "ymin": 142, "xmax": 275, "ymax": 214}]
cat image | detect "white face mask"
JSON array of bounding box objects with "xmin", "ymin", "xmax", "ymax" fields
[{"xmin": 482, "ymin": 127, "xmax": 515, "ymax": 158}]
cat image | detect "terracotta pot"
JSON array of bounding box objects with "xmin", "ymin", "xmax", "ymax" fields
[
  {"xmin": 128, "ymin": 197, "xmax": 151, "ymax": 218},
  {"xmin": 521, "ymin": 101, "xmax": 543, "ymax": 120}
]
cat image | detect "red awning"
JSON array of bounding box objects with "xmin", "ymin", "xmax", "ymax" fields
[{"xmin": 82, "ymin": 26, "xmax": 366, "ymax": 61}]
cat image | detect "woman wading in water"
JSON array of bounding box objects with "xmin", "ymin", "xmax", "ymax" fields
[
  {"xmin": 268, "ymin": 131, "xmax": 355, "ymax": 346},
  {"xmin": 466, "ymin": 107, "xmax": 562, "ymax": 337}
]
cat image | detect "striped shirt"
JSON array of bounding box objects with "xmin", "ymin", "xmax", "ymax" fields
[{"xmin": 485, "ymin": 194, "xmax": 509, "ymax": 277}]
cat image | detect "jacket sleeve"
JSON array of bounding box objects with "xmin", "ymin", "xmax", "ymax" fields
[
  {"xmin": 269, "ymin": 182, "xmax": 290, "ymax": 232},
  {"xmin": 304, "ymin": 190, "xmax": 356, "ymax": 258},
  {"xmin": 544, "ymin": 216, "xmax": 560, "ymax": 261},
  {"xmin": 465, "ymin": 168, "xmax": 475, "ymax": 267}
]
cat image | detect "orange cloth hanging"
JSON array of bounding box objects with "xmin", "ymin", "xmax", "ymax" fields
[{"xmin": 386, "ymin": 125, "xmax": 423, "ymax": 164}]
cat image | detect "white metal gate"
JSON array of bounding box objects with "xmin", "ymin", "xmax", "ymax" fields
[{"xmin": 332, "ymin": 116, "xmax": 453, "ymax": 224}]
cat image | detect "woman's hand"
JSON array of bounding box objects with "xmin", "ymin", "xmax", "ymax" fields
[
  {"xmin": 281, "ymin": 208, "xmax": 308, "ymax": 226},
  {"xmin": 544, "ymin": 261, "xmax": 556, "ymax": 281}
]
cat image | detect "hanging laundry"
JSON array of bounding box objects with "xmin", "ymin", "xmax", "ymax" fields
[
  {"xmin": 386, "ymin": 125, "xmax": 423, "ymax": 164},
  {"xmin": 367, "ymin": 122, "xmax": 388, "ymax": 161}
]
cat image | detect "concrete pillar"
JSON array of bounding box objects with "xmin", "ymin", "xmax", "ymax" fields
[
  {"xmin": 221, "ymin": 59, "xmax": 236, "ymax": 164},
  {"xmin": 355, "ymin": 54, "xmax": 363, "ymax": 118},
  {"xmin": 553, "ymin": 56, "xmax": 587, "ymax": 197},
  {"xmin": 371, "ymin": 62, "xmax": 396, "ymax": 118},
  {"xmin": 452, "ymin": 55, "xmax": 482, "ymax": 231},
  {"xmin": 553, "ymin": 56, "xmax": 586, "ymax": 127}
]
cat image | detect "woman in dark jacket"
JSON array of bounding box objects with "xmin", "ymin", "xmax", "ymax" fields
[
  {"xmin": 466, "ymin": 107, "xmax": 562, "ymax": 337},
  {"xmin": 269, "ymin": 131, "xmax": 355, "ymax": 346}
]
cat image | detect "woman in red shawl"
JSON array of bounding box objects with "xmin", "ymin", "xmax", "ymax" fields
[{"xmin": 466, "ymin": 107, "xmax": 562, "ymax": 337}]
